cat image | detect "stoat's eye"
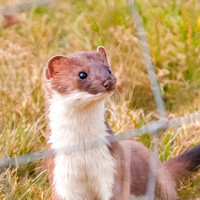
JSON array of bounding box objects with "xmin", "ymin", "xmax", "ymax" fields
[
  {"xmin": 107, "ymin": 67, "xmax": 112, "ymax": 74},
  {"xmin": 78, "ymin": 72, "xmax": 88, "ymax": 79}
]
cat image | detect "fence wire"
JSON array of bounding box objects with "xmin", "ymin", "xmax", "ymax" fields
[
  {"xmin": 1, "ymin": 111, "xmax": 200, "ymax": 168},
  {"xmin": 127, "ymin": 0, "xmax": 166, "ymax": 198},
  {"xmin": 0, "ymin": 0, "xmax": 53, "ymax": 15},
  {"xmin": 127, "ymin": 0, "xmax": 166, "ymax": 119}
]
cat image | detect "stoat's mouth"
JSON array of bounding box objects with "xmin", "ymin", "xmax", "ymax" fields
[
  {"xmin": 52, "ymin": 90, "xmax": 112, "ymax": 108},
  {"xmin": 80, "ymin": 93, "xmax": 107, "ymax": 106},
  {"xmin": 92, "ymin": 90, "xmax": 113, "ymax": 100},
  {"xmin": 78, "ymin": 91, "xmax": 113, "ymax": 107}
]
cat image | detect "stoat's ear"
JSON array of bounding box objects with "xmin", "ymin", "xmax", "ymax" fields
[
  {"xmin": 45, "ymin": 55, "xmax": 68, "ymax": 80},
  {"xmin": 97, "ymin": 46, "xmax": 107, "ymax": 60}
]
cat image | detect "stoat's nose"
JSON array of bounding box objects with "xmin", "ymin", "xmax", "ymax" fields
[{"xmin": 103, "ymin": 79, "xmax": 115, "ymax": 91}]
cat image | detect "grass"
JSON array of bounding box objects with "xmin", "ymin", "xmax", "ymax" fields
[{"xmin": 0, "ymin": 0, "xmax": 200, "ymax": 199}]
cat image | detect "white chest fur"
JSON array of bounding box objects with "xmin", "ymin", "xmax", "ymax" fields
[{"xmin": 48, "ymin": 92, "xmax": 116, "ymax": 200}]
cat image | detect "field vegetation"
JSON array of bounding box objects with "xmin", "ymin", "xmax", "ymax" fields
[{"xmin": 0, "ymin": 0, "xmax": 200, "ymax": 199}]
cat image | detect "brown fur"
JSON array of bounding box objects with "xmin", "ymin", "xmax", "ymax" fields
[
  {"xmin": 44, "ymin": 50, "xmax": 116, "ymax": 96},
  {"xmin": 2, "ymin": 15, "xmax": 18, "ymax": 28},
  {"xmin": 43, "ymin": 47, "xmax": 199, "ymax": 200},
  {"xmin": 107, "ymin": 124, "xmax": 177, "ymax": 200}
]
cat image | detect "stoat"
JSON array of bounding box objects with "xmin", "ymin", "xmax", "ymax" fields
[{"xmin": 43, "ymin": 46, "xmax": 200, "ymax": 200}]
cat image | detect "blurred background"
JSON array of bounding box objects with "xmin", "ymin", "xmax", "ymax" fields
[{"xmin": 0, "ymin": 0, "xmax": 200, "ymax": 199}]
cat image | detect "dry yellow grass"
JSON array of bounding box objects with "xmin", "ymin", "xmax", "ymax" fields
[{"xmin": 0, "ymin": 0, "xmax": 200, "ymax": 199}]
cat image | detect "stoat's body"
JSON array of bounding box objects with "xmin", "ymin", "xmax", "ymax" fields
[
  {"xmin": 43, "ymin": 47, "xmax": 200, "ymax": 200},
  {"xmin": 48, "ymin": 93, "xmax": 115, "ymax": 200}
]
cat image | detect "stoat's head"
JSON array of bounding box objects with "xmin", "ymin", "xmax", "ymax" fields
[{"xmin": 44, "ymin": 47, "xmax": 116, "ymax": 104}]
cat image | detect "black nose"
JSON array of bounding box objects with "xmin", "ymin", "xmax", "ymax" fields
[{"xmin": 103, "ymin": 80, "xmax": 114, "ymax": 91}]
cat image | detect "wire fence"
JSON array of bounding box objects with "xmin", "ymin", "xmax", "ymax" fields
[
  {"xmin": 0, "ymin": 0, "xmax": 200, "ymax": 199},
  {"xmin": 127, "ymin": 0, "xmax": 166, "ymax": 198},
  {"xmin": 1, "ymin": 111, "xmax": 200, "ymax": 168},
  {"xmin": 0, "ymin": 0, "xmax": 53, "ymax": 15}
]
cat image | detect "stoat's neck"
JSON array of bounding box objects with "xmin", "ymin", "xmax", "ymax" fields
[{"xmin": 48, "ymin": 92, "xmax": 108, "ymax": 150}]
